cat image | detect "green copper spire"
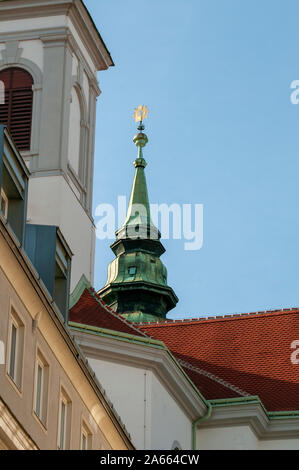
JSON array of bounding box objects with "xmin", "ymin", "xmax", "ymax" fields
[
  {"xmin": 98, "ymin": 106, "xmax": 178, "ymax": 323},
  {"xmin": 116, "ymin": 126, "xmax": 159, "ymax": 241}
]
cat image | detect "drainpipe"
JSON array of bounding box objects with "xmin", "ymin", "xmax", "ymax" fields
[{"xmin": 192, "ymin": 402, "xmax": 212, "ymax": 450}]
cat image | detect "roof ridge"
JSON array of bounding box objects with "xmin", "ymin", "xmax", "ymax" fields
[
  {"xmin": 177, "ymin": 359, "xmax": 250, "ymax": 398},
  {"xmin": 88, "ymin": 288, "xmax": 149, "ymax": 338},
  {"xmin": 137, "ymin": 307, "xmax": 299, "ymax": 327}
]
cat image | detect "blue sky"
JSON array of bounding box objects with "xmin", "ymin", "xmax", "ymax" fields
[{"xmin": 86, "ymin": 0, "xmax": 299, "ymax": 319}]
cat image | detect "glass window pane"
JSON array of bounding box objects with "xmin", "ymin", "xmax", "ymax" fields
[
  {"xmin": 35, "ymin": 364, "xmax": 43, "ymax": 418},
  {"xmin": 59, "ymin": 401, "xmax": 66, "ymax": 450},
  {"xmin": 9, "ymin": 324, "xmax": 17, "ymax": 380},
  {"xmin": 82, "ymin": 433, "xmax": 87, "ymax": 450}
]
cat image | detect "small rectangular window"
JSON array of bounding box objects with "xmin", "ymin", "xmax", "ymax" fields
[
  {"xmin": 59, "ymin": 400, "xmax": 66, "ymax": 450},
  {"xmin": 57, "ymin": 389, "xmax": 71, "ymax": 450},
  {"xmin": 128, "ymin": 266, "xmax": 137, "ymax": 275},
  {"xmin": 35, "ymin": 363, "xmax": 43, "ymax": 417},
  {"xmin": 81, "ymin": 432, "xmax": 87, "ymax": 451},
  {"xmin": 7, "ymin": 309, "xmax": 24, "ymax": 390},
  {"xmin": 0, "ymin": 188, "xmax": 8, "ymax": 219},
  {"xmin": 9, "ymin": 323, "xmax": 17, "ymax": 380},
  {"xmin": 33, "ymin": 350, "xmax": 49, "ymax": 426},
  {"xmin": 81, "ymin": 422, "xmax": 92, "ymax": 450}
]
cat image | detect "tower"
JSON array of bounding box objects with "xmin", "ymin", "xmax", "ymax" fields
[
  {"xmin": 98, "ymin": 106, "xmax": 178, "ymax": 323},
  {"xmin": 0, "ymin": 0, "xmax": 114, "ymax": 289}
]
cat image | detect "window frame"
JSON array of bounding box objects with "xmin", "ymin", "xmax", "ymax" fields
[
  {"xmin": 80, "ymin": 419, "xmax": 92, "ymax": 451},
  {"xmin": 6, "ymin": 306, "xmax": 24, "ymax": 392},
  {"xmin": 57, "ymin": 387, "xmax": 72, "ymax": 450},
  {"xmin": 0, "ymin": 188, "xmax": 8, "ymax": 219},
  {"xmin": 33, "ymin": 348, "xmax": 49, "ymax": 428}
]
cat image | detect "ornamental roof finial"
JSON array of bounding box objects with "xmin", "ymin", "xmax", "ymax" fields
[
  {"xmin": 133, "ymin": 104, "xmax": 149, "ymax": 132},
  {"xmin": 133, "ymin": 105, "xmax": 149, "ymax": 162}
]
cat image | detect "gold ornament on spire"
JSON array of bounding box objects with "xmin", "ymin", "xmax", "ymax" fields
[{"xmin": 133, "ymin": 105, "xmax": 149, "ymax": 123}]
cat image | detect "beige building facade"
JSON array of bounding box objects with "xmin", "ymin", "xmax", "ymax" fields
[{"xmin": 0, "ymin": 127, "xmax": 133, "ymax": 450}]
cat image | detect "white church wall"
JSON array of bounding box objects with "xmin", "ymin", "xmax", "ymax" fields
[
  {"xmin": 259, "ymin": 438, "xmax": 299, "ymax": 450},
  {"xmin": 197, "ymin": 425, "xmax": 258, "ymax": 450},
  {"xmin": 27, "ymin": 175, "xmax": 95, "ymax": 289},
  {"xmin": 67, "ymin": 17, "xmax": 98, "ymax": 74},
  {"xmin": 85, "ymin": 356, "xmax": 193, "ymax": 450},
  {"xmin": 87, "ymin": 358, "xmax": 150, "ymax": 450},
  {"xmin": 197, "ymin": 424, "xmax": 299, "ymax": 450},
  {"xmin": 72, "ymin": 53, "xmax": 79, "ymax": 76},
  {"xmin": 150, "ymin": 374, "xmax": 192, "ymax": 450},
  {"xmin": 20, "ymin": 39, "xmax": 44, "ymax": 71}
]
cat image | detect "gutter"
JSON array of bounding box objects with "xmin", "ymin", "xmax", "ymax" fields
[{"xmin": 192, "ymin": 402, "xmax": 212, "ymax": 450}]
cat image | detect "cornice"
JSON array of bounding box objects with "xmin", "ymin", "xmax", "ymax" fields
[
  {"xmin": 203, "ymin": 399, "xmax": 299, "ymax": 440},
  {"xmin": 0, "ymin": 0, "xmax": 113, "ymax": 70},
  {"xmin": 71, "ymin": 326, "xmax": 208, "ymax": 421}
]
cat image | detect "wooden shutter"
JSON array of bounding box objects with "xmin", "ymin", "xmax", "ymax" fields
[{"xmin": 0, "ymin": 67, "xmax": 33, "ymax": 151}]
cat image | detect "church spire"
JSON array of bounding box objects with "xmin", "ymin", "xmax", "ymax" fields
[
  {"xmin": 117, "ymin": 106, "xmax": 158, "ymax": 241},
  {"xmin": 98, "ymin": 106, "xmax": 178, "ymax": 323}
]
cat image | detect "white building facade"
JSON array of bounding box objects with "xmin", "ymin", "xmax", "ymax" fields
[{"xmin": 0, "ymin": 0, "xmax": 114, "ymax": 289}]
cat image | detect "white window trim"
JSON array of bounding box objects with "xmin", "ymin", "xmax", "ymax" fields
[
  {"xmin": 8, "ymin": 319, "xmax": 18, "ymax": 382},
  {"xmin": 6, "ymin": 308, "xmax": 24, "ymax": 392}
]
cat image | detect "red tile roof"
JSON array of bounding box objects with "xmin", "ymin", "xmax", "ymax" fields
[
  {"xmin": 69, "ymin": 287, "xmax": 147, "ymax": 338},
  {"xmin": 69, "ymin": 290, "xmax": 299, "ymax": 411},
  {"xmin": 138, "ymin": 309, "xmax": 299, "ymax": 411}
]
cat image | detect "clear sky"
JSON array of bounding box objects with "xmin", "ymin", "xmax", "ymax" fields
[{"xmin": 85, "ymin": 0, "xmax": 299, "ymax": 319}]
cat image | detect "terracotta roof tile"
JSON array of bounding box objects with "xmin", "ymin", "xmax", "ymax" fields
[
  {"xmin": 70, "ymin": 291, "xmax": 299, "ymax": 412},
  {"xmin": 139, "ymin": 310, "xmax": 299, "ymax": 411},
  {"xmin": 69, "ymin": 288, "xmax": 147, "ymax": 338}
]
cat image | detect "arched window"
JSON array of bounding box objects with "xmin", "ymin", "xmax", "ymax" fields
[
  {"xmin": 0, "ymin": 67, "xmax": 33, "ymax": 151},
  {"xmin": 68, "ymin": 87, "xmax": 81, "ymax": 174}
]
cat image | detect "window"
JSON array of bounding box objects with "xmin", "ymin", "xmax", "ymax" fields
[
  {"xmin": 81, "ymin": 422, "xmax": 92, "ymax": 450},
  {"xmin": 68, "ymin": 87, "xmax": 81, "ymax": 175},
  {"xmin": 33, "ymin": 350, "xmax": 49, "ymax": 426},
  {"xmin": 0, "ymin": 67, "xmax": 33, "ymax": 151},
  {"xmin": 57, "ymin": 389, "xmax": 71, "ymax": 450},
  {"xmin": 0, "ymin": 188, "xmax": 8, "ymax": 218},
  {"xmin": 81, "ymin": 431, "xmax": 87, "ymax": 451},
  {"xmin": 7, "ymin": 308, "xmax": 24, "ymax": 390},
  {"xmin": 128, "ymin": 266, "xmax": 137, "ymax": 275},
  {"xmin": 9, "ymin": 323, "xmax": 17, "ymax": 379}
]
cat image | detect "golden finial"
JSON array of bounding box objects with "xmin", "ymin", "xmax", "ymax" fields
[{"xmin": 133, "ymin": 105, "xmax": 149, "ymax": 124}]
